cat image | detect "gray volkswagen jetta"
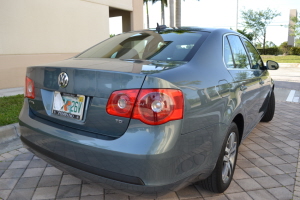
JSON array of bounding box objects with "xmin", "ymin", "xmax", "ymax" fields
[{"xmin": 19, "ymin": 27, "xmax": 279, "ymax": 197}]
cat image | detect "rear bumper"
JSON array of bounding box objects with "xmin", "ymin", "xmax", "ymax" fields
[
  {"xmin": 21, "ymin": 134, "xmax": 189, "ymax": 197},
  {"xmin": 20, "ymin": 135, "xmax": 144, "ymax": 185},
  {"xmin": 19, "ymin": 99, "xmax": 215, "ymax": 197}
]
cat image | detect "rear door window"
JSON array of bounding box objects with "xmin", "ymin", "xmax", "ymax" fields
[
  {"xmin": 226, "ymin": 35, "xmax": 251, "ymax": 69},
  {"xmin": 241, "ymin": 38, "xmax": 264, "ymax": 69}
]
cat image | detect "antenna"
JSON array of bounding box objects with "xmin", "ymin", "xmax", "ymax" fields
[{"xmin": 156, "ymin": 23, "xmax": 167, "ymax": 33}]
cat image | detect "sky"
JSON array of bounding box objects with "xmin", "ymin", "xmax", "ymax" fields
[{"xmin": 110, "ymin": 0, "xmax": 299, "ymax": 46}]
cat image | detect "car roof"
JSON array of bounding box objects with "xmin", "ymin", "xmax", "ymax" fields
[
  {"xmin": 125, "ymin": 26, "xmax": 238, "ymax": 38},
  {"xmin": 140, "ymin": 26, "xmax": 236, "ymax": 34}
]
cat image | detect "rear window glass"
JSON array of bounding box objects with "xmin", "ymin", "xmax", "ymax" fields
[{"xmin": 77, "ymin": 30, "xmax": 208, "ymax": 61}]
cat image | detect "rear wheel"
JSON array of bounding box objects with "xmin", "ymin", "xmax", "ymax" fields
[
  {"xmin": 261, "ymin": 91, "xmax": 275, "ymax": 122},
  {"xmin": 200, "ymin": 122, "xmax": 239, "ymax": 193}
]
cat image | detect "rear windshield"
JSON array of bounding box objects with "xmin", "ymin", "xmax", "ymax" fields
[{"xmin": 76, "ymin": 30, "xmax": 208, "ymax": 61}]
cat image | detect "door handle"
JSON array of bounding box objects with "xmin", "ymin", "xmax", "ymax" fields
[{"xmin": 240, "ymin": 85, "xmax": 247, "ymax": 91}]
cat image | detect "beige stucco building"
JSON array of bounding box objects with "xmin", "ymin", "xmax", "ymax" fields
[{"xmin": 0, "ymin": 0, "xmax": 143, "ymax": 89}]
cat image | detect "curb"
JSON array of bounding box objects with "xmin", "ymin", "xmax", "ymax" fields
[
  {"xmin": 0, "ymin": 123, "xmax": 20, "ymax": 144},
  {"xmin": 0, "ymin": 87, "xmax": 24, "ymax": 97}
]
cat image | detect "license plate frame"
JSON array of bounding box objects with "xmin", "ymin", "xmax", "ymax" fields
[{"xmin": 52, "ymin": 92, "xmax": 86, "ymax": 120}]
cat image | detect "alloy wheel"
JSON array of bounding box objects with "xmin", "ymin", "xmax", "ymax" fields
[{"xmin": 222, "ymin": 132, "xmax": 237, "ymax": 183}]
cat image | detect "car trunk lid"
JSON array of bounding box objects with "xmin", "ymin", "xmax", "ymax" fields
[{"xmin": 26, "ymin": 59, "xmax": 147, "ymax": 138}]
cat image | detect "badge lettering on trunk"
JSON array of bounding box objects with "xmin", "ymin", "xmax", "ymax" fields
[{"xmin": 115, "ymin": 119, "xmax": 123, "ymax": 123}]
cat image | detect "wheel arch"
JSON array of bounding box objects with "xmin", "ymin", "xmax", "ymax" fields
[{"xmin": 232, "ymin": 114, "xmax": 244, "ymax": 146}]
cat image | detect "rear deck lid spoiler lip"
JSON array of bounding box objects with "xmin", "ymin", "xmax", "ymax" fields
[{"xmin": 32, "ymin": 58, "xmax": 187, "ymax": 75}]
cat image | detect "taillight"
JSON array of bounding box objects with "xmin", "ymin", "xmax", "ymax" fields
[
  {"xmin": 133, "ymin": 89, "xmax": 184, "ymax": 125},
  {"xmin": 25, "ymin": 77, "xmax": 35, "ymax": 99},
  {"xmin": 106, "ymin": 89, "xmax": 140, "ymax": 118},
  {"xmin": 106, "ymin": 89, "xmax": 184, "ymax": 125}
]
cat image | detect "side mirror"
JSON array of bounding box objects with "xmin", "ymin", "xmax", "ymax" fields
[{"xmin": 266, "ymin": 60, "xmax": 279, "ymax": 70}]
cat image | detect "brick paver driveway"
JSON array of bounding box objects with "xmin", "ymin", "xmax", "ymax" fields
[{"xmin": 0, "ymin": 66, "xmax": 299, "ymax": 200}]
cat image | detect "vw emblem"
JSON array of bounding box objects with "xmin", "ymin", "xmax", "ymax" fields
[{"xmin": 58, "ymin": 72, "xmax": 69, "ymax": 88}]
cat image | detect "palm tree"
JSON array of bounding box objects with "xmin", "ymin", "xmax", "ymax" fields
[
  {"xmin": 152, "ymin": 0, "xmax": 168, "ymax": 25},
  {"xmin": 175, "ymin": 0, "xmax": 200, "ymax": 27},
  {"xmin": 144, "ymin": 0, "xmax": 150, "ymax": 28}
]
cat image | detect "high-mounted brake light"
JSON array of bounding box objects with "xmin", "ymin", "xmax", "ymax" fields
[
  {"xmin": 106, "ymin": 89, "xmax": 184, "ymax": 125},
  {"xmin": 25, "ymin": 77, "xmax": 35, "ymax": 99}
]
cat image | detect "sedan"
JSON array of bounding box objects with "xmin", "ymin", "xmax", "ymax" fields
[{"xmin": 19, "ymin": 26, "xmax": 278, "ymax": 197}]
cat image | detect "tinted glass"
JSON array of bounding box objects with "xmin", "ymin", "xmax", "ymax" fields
[
  {"xmin": 224, "ymin": 37, "xmax": 235, "ymax": 68},
  {"xmin": 77, "ymin": 30, "xmax": 208, "ymax": 61},
  {"xmin": 242, "ymin": 38, "xmax": 264, "ymax": 69},
  {"xmin": 226, "ymin": 35, "xmax": 250, "ymax": 69}
]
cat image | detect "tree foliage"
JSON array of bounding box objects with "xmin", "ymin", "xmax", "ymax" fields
[
  {"xmin": 279, "ymin": 42, "xmax": 291, "ymax": 55},
  {"xmin": 237, "ymin": 29, "xmax": 254, "ymax": 41},
  {"xmin": 265, "ymin": 41, "xmax": 276, "ymax": 48},
  {"xmin": 255, "ymin": 41, "xmax": 276, "ymax": 49},
  {"xmin": 241, "ymin": 8, "xmax": 280, "ymax": 54},
  {"xmin": 152, "ymin": 0, "xmax": 168, "ymax": 25},
  {"xmin": 144, "ymin": 0, "xmax": 168, "ymax": 28},
  {"xmin": 277, "ymin": 42, "xmax": 300, "ymax": 55},
  {"xmin": 289, "ymin": 47, "xmax": 300, "ymax": 55}
]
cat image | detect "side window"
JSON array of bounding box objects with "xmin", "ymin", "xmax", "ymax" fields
[
  {"xmin": 224, "ymin": 38, "xmax": 235, "ymax": 68},
  {"xmin": 227, "ymin": 35, "xmax": 251, "ymax": 69},
  {"xmin": 242, "ymin": 38, "xmax": 264, "ymax": 69}
]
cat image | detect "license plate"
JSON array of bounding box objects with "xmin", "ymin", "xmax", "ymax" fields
[{"xmin": 52, "ymin": 92, "xmax": 85, "ymax": 120}]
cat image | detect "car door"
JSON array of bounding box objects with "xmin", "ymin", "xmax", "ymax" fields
[
  {"xmin": 224, "ymin": 35, "xmax": 261, "ymax": 137},
  {"xmin": 241, "ymin": 38, "xmax": 271, "ymax": 119}
]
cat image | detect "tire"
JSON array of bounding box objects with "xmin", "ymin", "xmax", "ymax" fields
[
  {"xmin": 261, "ymin": 91, "xmax": 275, "ymax": 122},
  {"xmin": 200, "ymin": 122, "xmax": 239, "ymax": 193}
]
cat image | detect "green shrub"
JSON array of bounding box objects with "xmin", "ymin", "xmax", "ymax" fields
[
  {"xmin": 279, "ymin": 42, "xmax": 291, "ymax": 55},
  {"xmin": 257, "ymin": 47, "xmax": 279, "ymax": 55},
  {"xmin": 289, "ymin": 47, "xmax": 300, "ymax": 55}
]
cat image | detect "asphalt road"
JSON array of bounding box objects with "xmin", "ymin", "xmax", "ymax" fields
[{"xmin": 269, "ymin": 65, "xmax": 300, "ymax": 103}]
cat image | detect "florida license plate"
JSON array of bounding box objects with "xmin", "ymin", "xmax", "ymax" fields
[{"xmin": 52, "ymin": 92, "xmax": 85, "ymax": 120}]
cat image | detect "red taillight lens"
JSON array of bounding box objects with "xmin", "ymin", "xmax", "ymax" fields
[
  {"xmin": 132, "ymin": 89, "xmax": 183, "ymax": 125},
  {"xmin": 25, "ymin": 77, "xmax": 35, "ymax": 99},
  {"xmin": 106, "ymin": 88, "xmax": 184, "ymax": 125},
  {"xmin": 106, "ymin": 89, "xmax": 140, "ymax": 118}
]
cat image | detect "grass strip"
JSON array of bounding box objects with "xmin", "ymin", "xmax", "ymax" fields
[
  {"xmin": 261, "ymin": 55, "xmax": 300, "ymax": 63},
  {"xmin": 0, "ymin": 94, "xmax": 24, "ymax": 126}
]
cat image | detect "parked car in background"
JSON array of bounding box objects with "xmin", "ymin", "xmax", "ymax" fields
[{"xmin": 19, "ymin": 26, "xmax": 279, "ymax": 197}]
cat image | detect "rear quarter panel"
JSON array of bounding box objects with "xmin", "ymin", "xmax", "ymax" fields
[{"xmin": 142, "ymin": 29, "xmax": 243, "ymax": 174}]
